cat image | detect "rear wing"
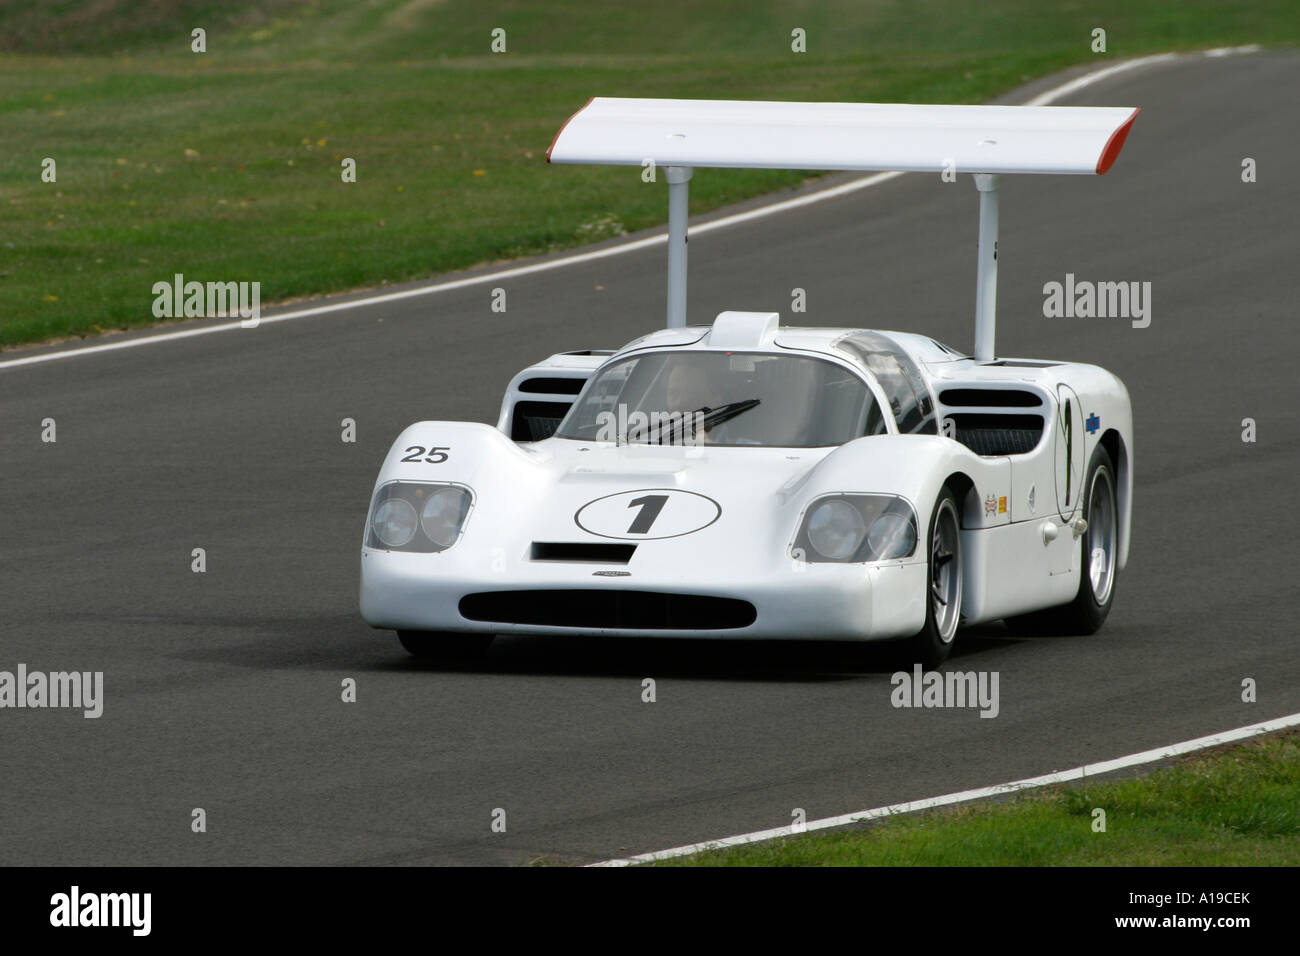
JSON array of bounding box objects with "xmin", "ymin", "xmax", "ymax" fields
[
  {"xmin": 548, "ymin": 98, "xmax": 1139, "ymax": 176},
  {"xmin": 547, "ymin": 97, "xmax": 1140, "ymax": 360}
]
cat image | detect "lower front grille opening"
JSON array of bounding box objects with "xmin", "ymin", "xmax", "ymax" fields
[{"xmin": 459, "ymin": 590, "xmax": 757, "ymax": 630}]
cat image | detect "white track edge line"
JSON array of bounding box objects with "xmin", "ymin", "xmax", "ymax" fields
[
  {"xmin": 589, "ymin": 710, "xmax": 1300, "ymax": 866},
  {"xmin": 0, "ymin": 51, "xmax": 1193, "ymax": 372}
]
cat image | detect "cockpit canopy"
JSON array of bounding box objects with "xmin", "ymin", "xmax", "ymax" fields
[{"xmin": 556, "ymin": 350, "xmax": 885, "ymax": 448}]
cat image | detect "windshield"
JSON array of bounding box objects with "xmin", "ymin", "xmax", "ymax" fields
[{"xmin": 556, "ymin": 350, "xmax": 884, "ymax": 447}]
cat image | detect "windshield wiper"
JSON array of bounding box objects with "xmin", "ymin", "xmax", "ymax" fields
[{"xmin": 645, "ymin": 398, "xmax": 761, "ymax": 444}]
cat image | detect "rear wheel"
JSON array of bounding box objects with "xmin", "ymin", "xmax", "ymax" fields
[
  {"xmin": 397, "ymin": 631, "xmax": 495, "ymax": 662},
  {"xmin": 1006, "ymin": 445, "xmax": 1118, "ymax": 635},
  {"xmin": 904, "ymin": 486, "xmax": 963, "ymax": 667}
]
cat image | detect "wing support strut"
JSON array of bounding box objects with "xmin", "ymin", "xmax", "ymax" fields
[
  {"xmin": 973, "ymin": 173, "xmax": 1000, "ymax": 361},
  {"xmin": 666, "ymin": 166, "xmax": 692, "ymax": 329}
]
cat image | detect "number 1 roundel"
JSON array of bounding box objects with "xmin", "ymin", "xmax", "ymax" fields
[{"xmin": 575, "ymin": 489, "xmax": 721, "ymax": 540}]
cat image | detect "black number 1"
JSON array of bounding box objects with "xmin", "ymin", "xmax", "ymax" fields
[{"xmin": 626, "ymin": 494, "xmax": 669, "ymax": 534}]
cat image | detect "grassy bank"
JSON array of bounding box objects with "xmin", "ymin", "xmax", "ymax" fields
[
  {"xmin": 3, "ymin": 0, "xmax": 1298, "ymax": 346},
  {"xmin": 656, "ymin": 729, "xmax": 1300, "ymax": 865}
]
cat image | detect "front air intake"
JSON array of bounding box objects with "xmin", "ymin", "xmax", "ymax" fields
[
  {"xmin": 530, "ymin": 542, "xmax": 636, "ymax": 564},
  {"xmin": 458, "ymin": 590, "xmax": 756, "ymax": 630}
]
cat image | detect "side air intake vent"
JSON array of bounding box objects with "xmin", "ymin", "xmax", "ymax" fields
[
  {"xmin": 939, "ymin": 388, "xmax": 1042, "ymax": 407},
  {"xmin": 946, "ymin": 413, "xmax": 1045, "ymax": 456},
  {"xmin": 511, "ymin": 400, "xmax": 571, "ymax": 441},
  {"xmin": 519, "ymin": 377, "xmax": 585, "ymax": 395}
]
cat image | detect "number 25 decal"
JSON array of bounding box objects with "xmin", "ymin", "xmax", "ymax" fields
[{"xmin": 401, "ymin": 445, "xmax": 451, "ymax": 464}]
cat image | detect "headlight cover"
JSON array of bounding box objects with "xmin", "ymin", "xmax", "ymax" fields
[
  {"xmin": 367, "ymin": 481, "xmax": 473, "ymax": 552},
  {"xmin": 795, "ymin": 494, "xmax": 919, "ymax": 563},
  {"xmin": 372, "ymin": 498, "xmax": 418, "ymax": 549},
  {"xmin": 806, "ymin": 498, "xmax": 866, "ymax": 560}
]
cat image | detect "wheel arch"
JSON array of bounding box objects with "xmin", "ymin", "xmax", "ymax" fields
[
  {"xmin": 1098, "ymin": 428, "xmax": 1131, "ymax": 570},
  {"xmin": 941, "ymin": 471, "xmax": 977, "ymax": 528}
]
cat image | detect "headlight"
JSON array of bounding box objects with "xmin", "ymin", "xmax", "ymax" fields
[
  {"xmin": 866, "ymin": 512, "xmax": 916, "ymax": 560},
  {"xmin": 806, "ymin": 499, "xmax": 867, "ymax": 560},
  {"xmin": 421, "ymin": 487, "xmax": 472, "ymax": 548},
  {"xmin": 795, "ymin": 494, "xmax": 918, "ymax": 563},
  {"xmin": 367, "ymin": 481, "xmax": 474, "ymax": 552},
  {"xmin": 372, "ymin": 498, "xmax": 418, "ymax": 548}
]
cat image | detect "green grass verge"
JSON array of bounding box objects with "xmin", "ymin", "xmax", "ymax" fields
[
  {"xmin": 654, "ymin": 729, "xmax": 1300, "ymax": 865},
  {"xmin": 2, "ymin": 1, "xmax": 1298, "ymax": 347}
]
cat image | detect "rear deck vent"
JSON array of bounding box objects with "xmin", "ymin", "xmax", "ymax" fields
[{"xmin": 980, "ymin": 360, "xmax": 1060, "ymax": 368}]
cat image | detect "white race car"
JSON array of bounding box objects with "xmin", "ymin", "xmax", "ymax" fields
[{"xmin": 360, "ymin": 98, "xmax": 1139, "ymax": 665}]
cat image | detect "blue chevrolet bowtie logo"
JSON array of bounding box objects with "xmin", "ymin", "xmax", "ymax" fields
[{"xmin": 1086, "ymin": 413, "xmax": 1100, "ymax": 434}]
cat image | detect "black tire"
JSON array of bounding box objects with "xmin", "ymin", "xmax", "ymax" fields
[
  {"xmin": 1006, "ymin": 445, "xmax": 1118, "ymax": 636},
  {"xmin": 397, "ymin": 630, "xmax": 494, "ymax": 661},
  {"xmin": 904, "ymin": 485, "xmax": 963, "ymax": 667}
]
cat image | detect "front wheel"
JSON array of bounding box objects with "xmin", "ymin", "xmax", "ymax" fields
[
  {"xmin": 904, "ymin": 486, "xmax": 963, "ymax": 667},
  {"xmin": 397, "ymin": 631, "xmax": 495, "ymax": 662}
]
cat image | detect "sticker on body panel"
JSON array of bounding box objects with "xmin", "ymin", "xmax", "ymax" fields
[{"xmin": 575, "ymin": 489, "xmax": 721, "ymax": 540}]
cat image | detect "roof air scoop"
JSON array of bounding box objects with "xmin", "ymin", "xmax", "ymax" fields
[{"xmin": 707, "ymin": 311, "xmax": 781, "ymax": 349}]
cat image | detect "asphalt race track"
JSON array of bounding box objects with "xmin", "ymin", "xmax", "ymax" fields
[{"xmin": 2, "ymin": 52, "xmax": 1297, "ymax": 866}]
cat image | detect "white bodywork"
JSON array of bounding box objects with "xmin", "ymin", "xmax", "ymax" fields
[
  {"xmin": 359, "ymin": 314, "xmax": 1133, "ymax": 641},
  {"xmin": 362, "ymin": 96, "xmax": 1139, "ymax": 644}
]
